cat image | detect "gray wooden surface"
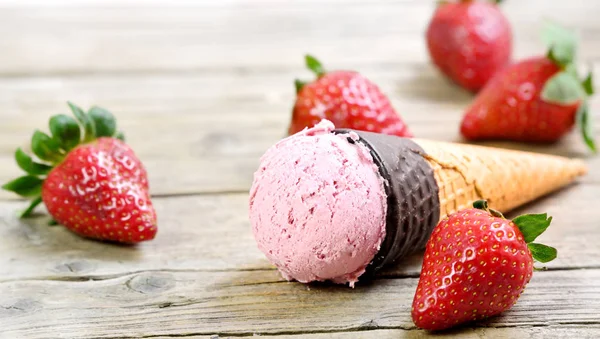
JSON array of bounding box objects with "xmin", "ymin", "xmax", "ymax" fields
[{"xmin": 0, "ymin": 1, "xmax": 599, "ymax": 338}]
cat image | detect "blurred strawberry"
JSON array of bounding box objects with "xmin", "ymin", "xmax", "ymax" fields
[
  {"xmin": 460, "ymin": 22, "xmax": 596, "ymax": 152},
  {"xmin": 288, "ymin": 55, "xmax": 412, "ymax": 137},
  {"xmin": 426, "ymin": 0, "xmax": 512, "ymax": 92}
]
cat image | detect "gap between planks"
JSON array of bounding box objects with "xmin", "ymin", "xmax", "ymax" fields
[{"xmin": 2, "ymin": 269, "xmax": 600, "ymax": 338}]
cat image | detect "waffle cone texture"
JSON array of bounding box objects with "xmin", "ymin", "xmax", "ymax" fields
[
  {"xmin": 415, "ymin": 139, "xmax": 588, "ymax": 216},
  {"xmin": 340, "ymin": 130, "xmax": 588, "ymax": 273}
]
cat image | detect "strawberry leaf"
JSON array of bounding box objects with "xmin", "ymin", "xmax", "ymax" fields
[
  {"xmin": 576, "ymin": 101, "xmax": 597, "ymax": 152},
  {"xmin": 31, "ymin": 130, "xmax": 63, "ymax": 163},
  {"xmin": 541, "ymin": 71, "xmax": 585, "ymax": 105},
  {"xmin": 68, "ymin": 101, "xmax": 96, "ymax": 142},
  {"xmin": 512, "ymin": 213, "xmax": 552, "ymax": 243},
  {"xmin": 541, "ymin": 21, "xmax": 577, "ymax": 67},
  {"xmin": 20, "ymin": 196, "xmax": 43, "ymax": 218},
  {"xmin": 295, "ymin": 79, "xmax": 307, "ymax": 93},
  {"xmin": 88, "ymin": 106, "xmax": 117, "ymax": 138},
  {"xmin": 305, "ymin": 55, "xmax": 325, "ymax": 77},
  {"xmin": 582, "ymin": 71, "xmax": 594, "ymax": 96},
  {"xmin": 527, "ymin": 243, "xmax": 557, "ymax": 263},
  {"xmin": 1, "ymin": 175, "xmax": 44, "ymax": 197},
  {"xmin": 49, "ymin": 114, "xmax": 81, "ymax": 151},
  {"xmin": 15, "ymin": 148, "xmax": 52, "ymax": 176},
  {"xmin": 115, "ymin": 131, "xmax": 125, "ymax": 142}
]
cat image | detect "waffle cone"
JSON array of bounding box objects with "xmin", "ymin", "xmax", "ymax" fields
[{"xmin": 414, "ymin": 139, "xmax": 588, "ymax": 217}]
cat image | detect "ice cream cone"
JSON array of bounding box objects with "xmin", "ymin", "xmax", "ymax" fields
[
  {"xmin": 415, "ymin": 139, "xmax": 587, "ymax": 217},
  {"xmin": 249, "ymin": 121, "xmax": 587, "ymax": 286},
  {"xmin": 340, "ymin": 130, "xmax": 587, "ymax": 274}
]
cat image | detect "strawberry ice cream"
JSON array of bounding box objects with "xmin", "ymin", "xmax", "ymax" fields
[
  {"xmin": 248, "ymin": 120, "xmax": 387, "ymax": 286},
  {"xmin": 249, "ymin": 120, "xmax": 588, "ymax": 287}
]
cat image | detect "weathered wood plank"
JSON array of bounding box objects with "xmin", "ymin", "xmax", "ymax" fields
[
  {"xmin": 0, "ymin": 0, "xmax": 598, "ymax": 75},
  {"xmin": 199, "ymin": 326, "xmax": 600, "ymax": 339},
  {"xmin": 1, "ymin": 269, "xmax": 599, "ymax": 338},
  {"xmin": 0, "ymin": 68, "xmax": 598, "ymax": 199},
  {"xmin": 0, "ymin": 181, "xmax": 597, "ymax": 282}
]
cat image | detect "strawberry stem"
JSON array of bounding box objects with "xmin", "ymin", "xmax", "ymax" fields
[{"xmin": 472, "ymin": 200, "xmax": 505, "ymax": 218}]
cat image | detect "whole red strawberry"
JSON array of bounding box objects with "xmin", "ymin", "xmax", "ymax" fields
[
  {"xmin": 460, "ymin": 22, "xmax": 596, "ymax": 152},
  {"xmin": 288, "ymin": 55, "xmax": 412, "ymax": 137},
  {"xmin": 2, "ymin": 102, "xmax": 157, "ymax": 243},
  {"xmin": 412, "ymin": 200, "xmax": 557, "ymax": 331},
  {"xmin": 426, "ymin": 0, "xmax": 512, "ymax": 92}
]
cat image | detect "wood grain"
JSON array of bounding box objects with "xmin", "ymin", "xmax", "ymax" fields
[
  {"xmin": 0, "ymin": 0, "xmax": 598, "ymax": 75},
  {"xmin": 1, "ymin": 269, "xmax": 599, "ymax": 338},
  {"xmin": 1, "ymin": 181, "xmax": 597, "ymax": 282},
  {"xmin": 0, "ymin": 67, "xmax": 598, "ymax": 200},
  {"xmin": 1, "ymin": 1, "xmax": 599, "ymax": 338},
  {"xmin": 226, "ymin": 327, "xmax": 600, "ymax": 339}
]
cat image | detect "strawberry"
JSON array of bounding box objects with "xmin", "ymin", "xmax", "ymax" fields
[
  {"xmin": 426, "ymin": 0, "xmax": 512, "ymax": 92},
  {"xmin": 2, "ymin": 102, "xmax": 157, "ymax": 243},
  {"xmin": 460, "ymin": 22, "xmax": 596, "ymax": 152},
  {"xmin": 288, "ymin": 55, "xmax": 412, "ymax": 137},
  {"xmin": 412, "ymin": 200, "xmax": 557, "ymax": 331}
]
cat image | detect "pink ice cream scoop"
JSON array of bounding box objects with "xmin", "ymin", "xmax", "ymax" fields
[{"xmin": 248, "ymin": 120, "xmax": 388, "ymax": 286}]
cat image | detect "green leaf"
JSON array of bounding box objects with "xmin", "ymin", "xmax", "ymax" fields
[
  {"xmin": 295, "ymin": 79, "xmax": 307, "ymax": 93},
  {"xmin": 68, "ymin": 101, "xmax": 96, "ymax": 142},
  {"xmin": 15, "ymin": 148, "xmax": 52, "ymax": 175},
  {"xmin": 1, "ymin": 175, "xmax": 44, "ymax": 197},
  {"xmin": 31, "ymin": 130, "xmax": 63, "ymax": 163},
  {"xmin": 88, "ymin": 106, "xmax": 117, "ymax": 138},
  {"xmin": 512, "ymin": 213, "xmax": 553, "ymax": 243},
  {"xmin": 541, "ymin": 71, "xmax": 585, "ymax": 105},
  {"xmin": 115, "ymin": 131, "xmax": 125, "ymax": 142},
  {"xmin": 20, "ymin": 196, "xmax": 43, "ymax": 218},
  {"xmin": 541, "ymin": 21, "xmax": 577, "ymax": 67},
  {"xmin": 48, "ymin": 219, "xmax": 59, "ymax": 226},
  {"xmin": 582, "ymin": 71, "xmax": 594, "ymax": 96},
  {"xmin": 575, "ymin": 101, "xmax": 597, "ymax": 152},
  {"xmin": 528, "ymin": 243, "xmax": 557, "ymax": 263},
  {"xmin": 49, "ymin": 114, "xmax": 81, "ymax": 151},
  {"xmin": 305, "ymin": 55, "xmax": 325, "ymax": 77}
]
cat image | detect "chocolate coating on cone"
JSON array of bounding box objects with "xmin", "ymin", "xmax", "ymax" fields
[{"xmin": 334, "ymin": 129, "xmax": 440, "ymax": 273}]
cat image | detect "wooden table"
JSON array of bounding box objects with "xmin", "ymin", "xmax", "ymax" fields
[{"xmin": 1, "ymin": 1, "xmax": 599, "ymax": 338}]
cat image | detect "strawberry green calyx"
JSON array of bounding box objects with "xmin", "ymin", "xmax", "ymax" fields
[
  {"xmin": 305, "ymin": 54, "xmax": 325, "ymax": 77},
  {"xmin": 294, "ymin": 79, "xmax": 307, "ymax": 94},
  {"xmin": 472, "ymin": 199, "xmax": 505, "ymax": 218},
  {"xmin": 294, "ymin": 54, "xmax": 326, "ymax": 93},
  {"xmin": 540, "ymin": 22, "xmax": 596, "ymax": 152},
  {"xmin": 1, "ymin": 102, "xmax": 126, "ymax": 218},
  {"xmin": 473, "ymin": 200, "xmax": 557, "ymax": 264}
]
